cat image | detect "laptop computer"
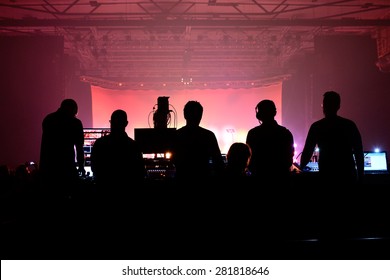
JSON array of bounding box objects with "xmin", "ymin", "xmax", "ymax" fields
[
  {"xmin": 364, "ymin": 151, "xmax": 389, "ymax": 175},
  {"xmin": 293, "ymin": 160, "xmax": 319, "ymax": 172},
  {"xmin": 305, "ymin": 161, "xmax": 319, "ymax": 172}
]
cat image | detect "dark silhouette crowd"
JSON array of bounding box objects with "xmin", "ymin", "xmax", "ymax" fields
[
  {"xmin": 0, "ymin": 93, "xmax": 373, "ymax": 212},
  {"xmin": 2, "ymin": 93, "xmax": 389, "ymax": 261},
  {"xmin": 0, "ymin": 93, "xmax": 376, "ymax": 195}
]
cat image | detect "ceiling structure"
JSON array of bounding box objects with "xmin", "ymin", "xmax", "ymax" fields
[{"xmin": 1, "ymin": 0, "xmax": 390, "ymax": 90}]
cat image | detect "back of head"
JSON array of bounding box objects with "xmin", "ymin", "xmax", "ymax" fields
[
  {"xmin": 110, "ymin": 109, "xmax": 128, "ymax": 131},
  {"xmin": 184, "ymin": 100, "xmax": 203, "ymax": 126},
  {"xmin": 227, "ymin": 142, "xmax": 252, "ymax": 169},
  {"xmin": 322, "ymin": 91, "xmax": 340, "ymax": 116},
  {"xmin": 59, "ymin": 99, "xmax": 78, "ymax": 117},
  {"xmin": 255, "ymin": 99, "xmax": 276, "ymax": 122}
]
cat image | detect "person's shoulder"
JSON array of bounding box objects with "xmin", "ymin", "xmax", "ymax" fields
[
  {"xmin": 199, "ymin": 126, "xmax": 217, "ymax": 136},
  {"xmin": 126, "ymin": 136, "xmax": 137, "ymax": 144},
  {"xmin": 246, "ymin": 126, "xmax": 261, "ymax": 141},
  {"xmin": 309, "ymin": 118, "xmax": 325, "ymax": 128},
  {"xmin": 283, "ymin": 126, "xmax": 294, "ymax": 138},
  {"xmin": 42, "ymin": 111, "xmax": 58, "ymax": 122},
  {"xmin": 248, "ymin": 125, "xmax": 258, "ymax": 131},
  {"xmin": 93, "ymin": 134, "xmax": 110, "ymax": 145},
  {"xmin": 278, "ymin": 124, "xmax": 292, "ymax": 132},
  {"xmin": 247, "ymin": 126, "xmax": 260, "ymax": 133},
  {"xmin": 275, "ymin": 123, "xmax": 293, "ymax": 135},
  {"xmin": 199, "ymin": 126, "xmax": 212, "ymax": 132},
  {"xmin": 73, "ymin": 117, "xmax": 84, "ymax": 127},
  {"xmin": 44, "ymin": 111, "xmax": 56, "ymax": 118},
  {"xmin": 122, "ymin": 135, "xmax": 141, "ymax": 148},
  {"xmin": 173, "ymin": 126, "xmax": 186, "ymax": 137},
  {"xmin": 338, "ymin": 115, "xmax": 357, "ymax": 125},
  {"xmin": 92, "ymin": 136, "xmax": 103, "ymax": 145},
  {"xmin": 74, "ymin": 116, "xmax": 83, "ymax": 123}
]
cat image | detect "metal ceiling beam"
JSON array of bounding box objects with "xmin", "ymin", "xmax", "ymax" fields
[{"xmin": 1, "ymin": 18, "xmax": 390, "ymax": 27}]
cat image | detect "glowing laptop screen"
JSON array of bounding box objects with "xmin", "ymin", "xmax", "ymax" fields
[{"xmin": 364, "ymin": 151, "xmax": 388, "ymax": 173}]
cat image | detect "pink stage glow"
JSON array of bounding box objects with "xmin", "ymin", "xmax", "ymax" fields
[{"xmin": 91, "ymin": 84, "xmax": 282, "ymax": 154}]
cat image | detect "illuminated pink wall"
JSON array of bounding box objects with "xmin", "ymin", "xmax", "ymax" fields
[{"xmin": 91, "ymin": 84, "xmax": 282, "ymax": 154}]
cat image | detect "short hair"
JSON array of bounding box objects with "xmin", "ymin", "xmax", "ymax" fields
[
  {"xmin": 183, "ymin": 101, "xmax": 203, "ymax": 122},
  {"xmin": 227, "ymin": 142, "xmax": 252, "ymax": 166},
  {"xmin": 60, "ymin": 99, "xmax": 78, "ymax": 116},
  {"xmin": 110, "ymin": 109, "xmax": 128, "ymax": 128},
  {"xmin": 323, "ymin": 91, "xmax": 340, "ymax": 112},
  {"xmin": 255, "ymin": 99, "xmax": 276, "ymax": 120}
]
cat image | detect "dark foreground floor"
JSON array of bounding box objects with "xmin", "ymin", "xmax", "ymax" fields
[{"xmin": 2, "ymin": 178, "xmax": 390, "ymax": 260}]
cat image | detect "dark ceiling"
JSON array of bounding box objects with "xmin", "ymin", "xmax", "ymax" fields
[{"xmin": 1, "ymin": 0, "xmax": 390, "ymax": 89}]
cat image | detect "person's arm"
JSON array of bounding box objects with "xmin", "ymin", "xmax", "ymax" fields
[
  {"xmin": 90, "ymin": 139, "xmax": 100, "ymax": 178},
  {"xmin": 352, "ymin": 123, "xmax": 364, "ymax": 182},
  {"xmin": 245, "ymin": 130, "xmax": 253, "ymax": 150},
  {"xmin": 75, "ymin": 120, "xmax": 86, "ymax": 176},
  {"xmin": 210, "ymin": 132, "xmax": 225, "ymax": 177},
  {"xmin": 300, "ymin": 125, "xmax": 317, "ymax": 170},
  {"xmin": 245, "ymin": 130, "xmax": 256, "ymax": 173},
  {"xmin": 286, "ymin": 129, "xmax": 295, "ymax": 169},
  {"xmin": 134, "ymin": 141, "xmax": 147, "ymax": 181}
]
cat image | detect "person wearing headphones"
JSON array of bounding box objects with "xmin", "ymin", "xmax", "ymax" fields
[{"xmin": 246, "ymin": 99, "xmax": 295, "ymax": 184}]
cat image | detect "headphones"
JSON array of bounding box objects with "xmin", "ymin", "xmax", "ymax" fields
[
  {"xmin": 255, "ymin": 103, "xmax": 261, "ymax": 120},
  {"xmin": 255, "ymin": 100, "xmax": 276, "ymax": 120}
]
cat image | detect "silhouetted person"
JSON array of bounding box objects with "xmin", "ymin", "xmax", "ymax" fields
[
  {"xmin": 246, "ymin": 99, "xmax": 295, "ymax": 184},
  {"xmin": 91, "ymin": 109, "xmax": 145, "ymax": 191},
  {"xmin": 224, "ymin": 142, "xmax": 252, "ymax": 179},
  {"xmin": 171, "ymin": 101, "xmax": 225, "ymax": 182},
  {"xmin": 39, "ymin": 99, "xmax": 85, "ymax": 195},
  {"xmin": 300, "ymin": 91, "xmax": 364, "ymax": 184}
]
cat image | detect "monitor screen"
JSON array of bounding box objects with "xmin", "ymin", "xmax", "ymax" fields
[
  {"xmin": 84, "ymin": 166, "xmax": 93, "ymax": 177},
  {"xmin": 134, "ymin": 128, "xmax": 176, "ymax": 154},
  {"xmin": 364, "ymin": 151, "xmax": 388, "ymax": 172}
]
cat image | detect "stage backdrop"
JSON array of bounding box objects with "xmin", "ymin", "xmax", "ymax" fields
[{"xmin": 91, "ymin": 84, "xmax": 283, "ymax": 154}]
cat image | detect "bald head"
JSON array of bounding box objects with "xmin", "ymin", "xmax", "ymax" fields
[{"xmin": 110, "ymin": 109, "xmax": 128, "ymax": 132}]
